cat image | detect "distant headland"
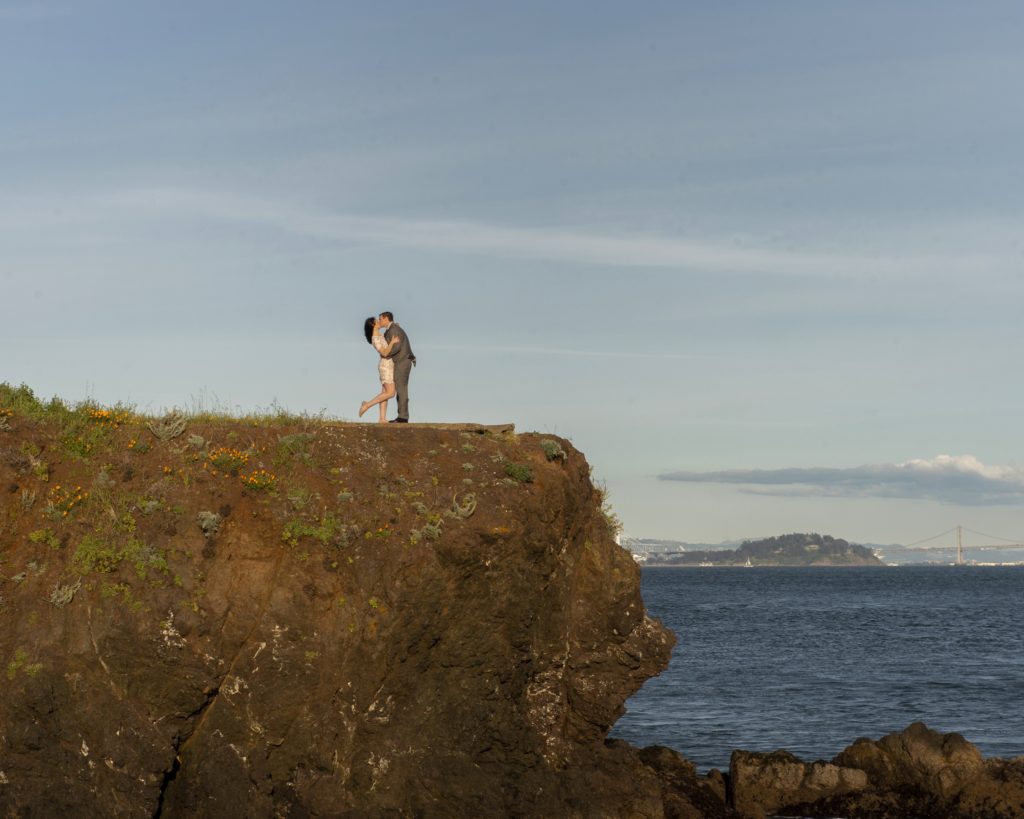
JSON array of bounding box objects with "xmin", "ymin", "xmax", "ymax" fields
[{"xmin": 628, "ymin": 532, "xmax": 883, "ymax": 567}]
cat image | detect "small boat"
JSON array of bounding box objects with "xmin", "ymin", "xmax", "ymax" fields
[
  {"xmin": 700, "ymin": 559, "xmax": 713, "ymax": 567},
  {"xmin": 743, "ymin": 557, "xmax": 753, "ymax": 568}
]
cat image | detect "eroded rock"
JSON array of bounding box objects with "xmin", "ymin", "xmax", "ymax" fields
[
  {"xmin": 1, "ymin": 419, "xmax": 681, "ymax": 817},
  {"xmin": 730, "ymin": 723, "xmax": 1024, "ymax": 819}
]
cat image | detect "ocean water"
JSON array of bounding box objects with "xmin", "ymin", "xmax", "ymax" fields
[{"xmin": 610, "ymin": 566, "xmax": 1024, "ymax": 771}]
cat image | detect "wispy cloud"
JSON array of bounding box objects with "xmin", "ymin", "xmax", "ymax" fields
[
  {"xmin": 659, "ymin": 455, "xmax": 1024, "ymax": 505},
  {"xmin": 0, "ymin": 187, "xmax": 998, "ymax": 278}
]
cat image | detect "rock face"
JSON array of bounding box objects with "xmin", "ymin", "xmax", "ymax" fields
[
  {"xmin": 3, "ymin": 390, "xmax": 1020, "ymax": 818},
  {"xmin": 730, "ymin": 722, "xmax": 1024, "ymax": 819},
  {"xmin": 0, "ymin": 396, "xmax": 694, "ymax": 817},
  {"xmin": 729, "ymin": 749, "xmax": 868, "ymax": 818}
]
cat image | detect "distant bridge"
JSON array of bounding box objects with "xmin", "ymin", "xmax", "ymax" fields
[{"xmin": 904, "ymin": 525, "xmax": 1024, "ymax": 565}]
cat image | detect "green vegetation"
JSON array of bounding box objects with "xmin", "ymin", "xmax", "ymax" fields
[
  {"xmin": 241, "ymin": 469, "xmax": 277, "ymax": 492},
  {"xmin": 276, "ymin": 432, "xmax": 315, "ymax": 466},
  {"xmin": 72, "ymin": 535, "xmax": 169, "ymax": 578},
  {"xmin": 281, "ymin": 514, "xmax": 346, "ymax": 548},
  {"xmin": 196, "ymin": 511, "xmax": 222, "ymax": 537},
  {"xmin": 73, "ymin": 535, "xmax": 124, "ymax": 573},
  {"xmin": 60, "ymin": 416, "xmax": 113, "ymax": 460},
  {"xmin": 504, "ymin": 462, "xmax": 534, "ymax": 484},
  {"xmin": 44, "ymin": 485, "xmax": 89, "ymax": 521},
  {"xmin": 101, "ymin": 582, "xmax": 143, "ymax": 611},
  {"xmin": 540, "ymin": 439, "xmax": 566, "ymax": 462},
  {"xmin": 29, "ymin": 528, "xmax": 61, "ymax": 550},
  {"xmin": 6, "ymin": 648, "xmax": 43, "ymax": 680},
  {"xmin": 287, "ymin": 487, "xmax": 314, "ymax": 510},
  {"xmin": 594, "ymin": 482, "xmax": 623, "ymax": 539},
  {"xmin": 648, "ymin": 533, "xmax": 882, "ymax": 566},
  {"xmin": 207, "ymin": 447, "xmax": 249, "ymax": 474}
]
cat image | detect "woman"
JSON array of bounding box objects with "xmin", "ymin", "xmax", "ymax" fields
[{"xmin": 359, "ymin": 316, "xmax": 402, "ymax": 422}]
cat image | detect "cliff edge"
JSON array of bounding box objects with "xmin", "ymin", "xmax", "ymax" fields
[{"xmin": 0, "ymin": 387, "xmax": 690, "ymax": 817}]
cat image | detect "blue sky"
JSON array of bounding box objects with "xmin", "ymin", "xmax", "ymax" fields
[{"xmin": 3, "ymin": 1, "xmax": 1024, "ymax": 546}]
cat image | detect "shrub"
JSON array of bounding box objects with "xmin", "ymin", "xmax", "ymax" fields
[
  {"xmin": 125, "ymin": 539, "xmax": 168, "ymax": 579},
  {"xmin": 540, "ymin": 439, "xmax": 566, "ymax": 462},
  {"xmin": 148, "ymin": 412, "xmax": 187, "ymax": 441},
  {"xmin": 594, "ymin": 481, "xmax": 623, "ymax": 538},
  {"xmin": 44, "ymin": 485, "xmax": 88, "ymax": 520},
  {"xmin": 127, "ymin": 438, "xmax": 151, "ymax": 454},
  {"xmin": 6, "ymin": 648, "xmax": 36, "ymax": 680},
  {"xmin": 0, "ymin": 383, "xmax": 47, "ymax": 421},
  {"xmin": 207, "ymin": 447, "xmax": 249, "ymax": 474},
  {"xmin": 197, "ymin": 511, "xmax": 222, "ymax": 538},
  {"xmin": 276, "ymin": 433, "xmax": 315, "ymax": 466},
  {"xmin": 73, "ymin": 536, "xmax": 123, "ymax": 573},
  {"xmin": 446, "ymin": 493, "xmax": 477, "ymax": 520},
  {"xmin": 48, "ymin": 579, "xmax": 81, "ymax": 608},
  {"xmin": 281, "ymin": 514, "xmax": 344, "ymax": 548},
  {"xmin": 241, "ymin": 469, "xmax": 277, "ymax": 493},
  {"xmin": 504, "ymin": 462, "xmax": 534, "ymax": 484},
  {"xmin": 28, "ymin": 529, "xmax": 60, "ymax": 550}
]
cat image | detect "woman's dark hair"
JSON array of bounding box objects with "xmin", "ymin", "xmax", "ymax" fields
[{"xmin": 364, "ymin": 317, "xmax": 376, "ymax": 344}]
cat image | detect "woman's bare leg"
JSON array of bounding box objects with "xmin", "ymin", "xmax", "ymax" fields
[
  {"xmin": 378, "ymin": 397, "xmax": 388, "ymax": 423},
  {"xmin": 358, "ymin": 384, "xmax": 393, "ymax": 419}
]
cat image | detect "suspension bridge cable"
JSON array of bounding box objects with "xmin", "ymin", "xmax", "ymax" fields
[
  {"xmin": 963, "ymin": 526, "xmax": 1024, "ymax": 544},
  {"xmin": 903, "ymin": 527, "xmax": 956, "ymax": 548}
]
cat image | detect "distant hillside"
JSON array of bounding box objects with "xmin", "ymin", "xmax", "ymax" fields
[
  {"xmin": 642, "ymin": 532, "xmax": 883, "ymax": 566},
  {"xmin": 621, "ymin": 536, "xmax": 746, "ymax": 553}
]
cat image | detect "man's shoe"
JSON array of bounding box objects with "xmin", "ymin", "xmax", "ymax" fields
[{"xmin": 389, "ymin": 418, "xmax": 409, "ymax": 424}]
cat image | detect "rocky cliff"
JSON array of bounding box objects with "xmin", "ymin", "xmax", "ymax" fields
[
  {"xmin": 2, "ymin": 387, "xmax": 1021, "ymax": 818},
  {"xmin": 0, "ymin": 388, "xmax": 710, "ymax": 817}
]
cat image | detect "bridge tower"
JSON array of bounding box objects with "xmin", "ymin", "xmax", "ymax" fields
[{"xmin": 955, "ymin": 525, "xmax": 963, "ymax": 565}]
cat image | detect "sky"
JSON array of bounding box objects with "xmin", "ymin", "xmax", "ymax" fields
[{"xmin": 2, "ymin": 1, "xmax": 1024, "ymax": 547}]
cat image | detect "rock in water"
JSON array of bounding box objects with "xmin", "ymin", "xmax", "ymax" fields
[{"xmin": 730, "ymin": 722, "xmax": 1024, "ymax": 819}]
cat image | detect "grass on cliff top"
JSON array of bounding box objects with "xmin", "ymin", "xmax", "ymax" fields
[{"xmin": 0, "ymin": 382, "xmax": 332, "ymax": 430}]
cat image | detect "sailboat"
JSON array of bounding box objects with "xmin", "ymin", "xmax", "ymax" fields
[{"xmin": 743, "ymin": 557, "xmax": 753, "ymax": 568}]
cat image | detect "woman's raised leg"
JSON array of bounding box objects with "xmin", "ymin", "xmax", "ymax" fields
[{"xmin": 361, "ymin": 383, "xmax": 396, "ymax": 421}]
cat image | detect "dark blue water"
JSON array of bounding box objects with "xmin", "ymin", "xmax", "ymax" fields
[{"xmin": 610, "ymin": 566, "xmax": 1024, "ymax": 771}]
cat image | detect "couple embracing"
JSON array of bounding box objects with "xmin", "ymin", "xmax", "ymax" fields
[{"xmin": 360, "ymin": 311, "xmax": 416, "ymax": 423}]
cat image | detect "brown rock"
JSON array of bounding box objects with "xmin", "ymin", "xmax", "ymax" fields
[
  {"xmin": 637, "ymin": 744, "xmax": 735, "ymax": 818},
  {"xmin": 836, "ymin": 721, "xmax": 984, "ymax": 798},
  {"xmin": 729, "ymin": 749, "xmax": 867, "ymax": 819},
  {"xmin": 729, "ymin": 723, "xmax": 1024, "ymax": 819},
  {"xmin": 0, "ymin": 413, "xmax": 681, "ymax": 817}
]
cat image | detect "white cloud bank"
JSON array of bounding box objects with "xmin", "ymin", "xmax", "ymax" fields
[{"xmin": 659, "ymin": 455, "xmax": 1024, "ymax": 505}]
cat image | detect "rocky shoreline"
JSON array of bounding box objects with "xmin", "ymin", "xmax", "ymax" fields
[
  {"xmin": 0, "ymin": 388, "xmax": 1020, "ymax": 817},
  {"xmin": 706, "ymin": 721, "xmax": 1022, "ymax": 818}
]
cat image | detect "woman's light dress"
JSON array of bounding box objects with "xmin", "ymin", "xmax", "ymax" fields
[{"xmin": 372, "ymin": 334, "xmax": 395, "ymax": 385}]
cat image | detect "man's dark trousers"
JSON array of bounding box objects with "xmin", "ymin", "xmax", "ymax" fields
[{"xmin": 394, "ymin": 359, "xmax": 412, "ymax": 421}]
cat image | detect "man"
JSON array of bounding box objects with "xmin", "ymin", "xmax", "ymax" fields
[{"xmin": 379, "ymin": 312, "xmax": 415, "ymax": 423}]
